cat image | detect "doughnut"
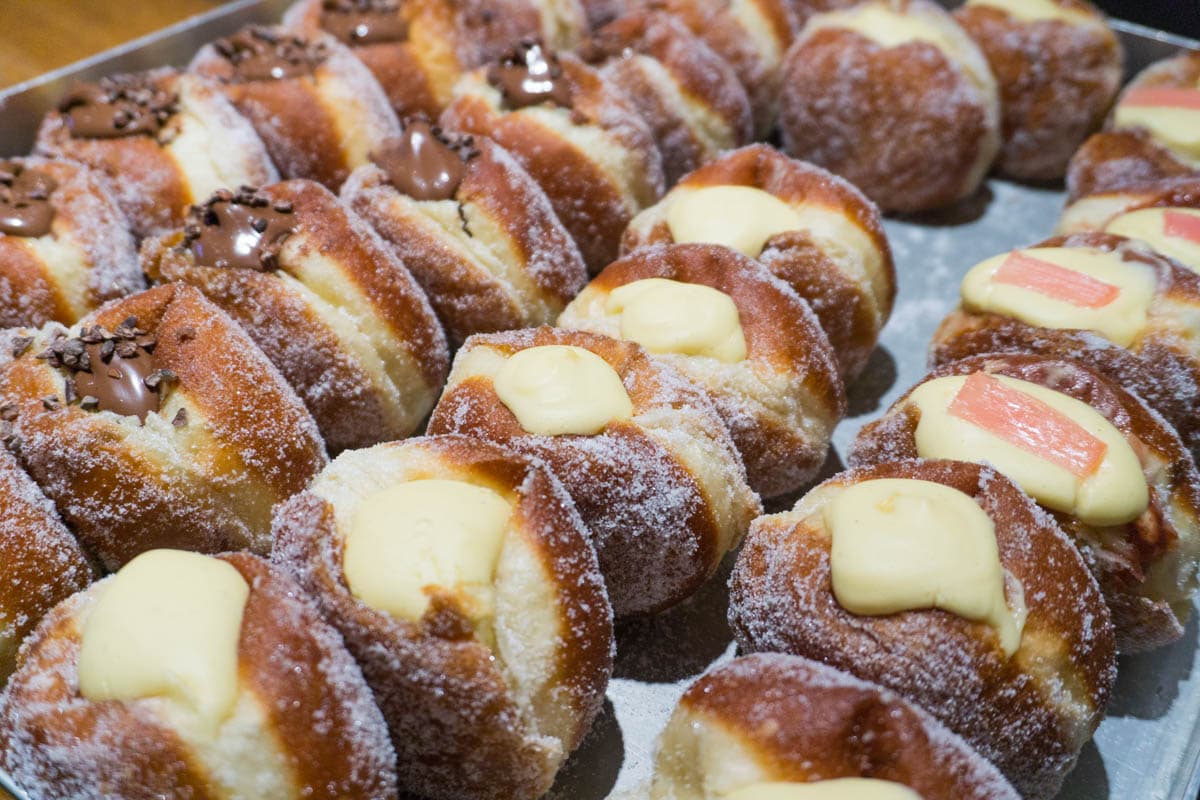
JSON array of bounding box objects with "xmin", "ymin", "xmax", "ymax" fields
[
  {"xmin": 1063, "ymin": 130, "xmax": 1200, "ymax": 222},
  {"xmin": 0, "ymin": 157, "xmax": 143, "ymax": 328},
  {"xmin": 622, "ymin": 144, "xmax": 896, "ymax": 382},
  {"xmin": 578, "ymin": 9, "xmax": 754, "ymax": 184},
  {"xmin": 558, "ymin": 243, "xmax": 846, "ymax": 498},
  {"xmin": 441, "ymin": 38, "xmax": 665, "ymax": 273},
  {"xmin": 786, "ymin": 0, "xmax": 861, "ymax": 25},
  {"xmin": 649, "ymin": 653, "xmax": 1021, "ymax": 800},
  {"xmin": 34, "ymin": 69, "xmax": 278, "ymax": 239},
  {"xmin": 1104, "ymin": 203, "xmax": 1200, "ymax": 276},
  {"xmin": 928, "ymin": 233, "xmax": 1200, "ymax": 452},
  {"xmin": 140, "ymin": 181, "xmax": 449, "ymax": 453},
  {"xmin": 953, "ymin": 0, "xmax": 1122, "ymax": 182},
  {"xmin": 728, "ymin": 459, "xmax": 1116, "ymax": 799},
  {"xmin": 341, "ymin": 119, "xmax": 587, "ymax": 346},
  {"xmin": 779, "ymin": 0, "xmax": 1001, "ymax": 213},
  {"xmin": 644, "ymin": 0, "xmax": 799, "ymax": 137},
  {"xmin": 0, "ymin": 447, "xmax": 94, "ymax": 685},
  {"xmin": 1059, "ymin": 173, "xmax": 1200, "ymax": 234},
  {"xmin": 1108, "ymin": 50, "xmax": 1200, "ymax": 171},
  {"xmin": 190, "ymin": 25, "xmax": 401, "ymax": 190},
  {"xmin": 850, "ymin": 354, "xmax": 1200, "ymax": 653},
  {"xmin": 426, "ymin": 327, "xmax": 761, "ymax": 617},
  {"xmin": 272, "ymin": 434, "xmax": 613, "ymax": 800},
  {"xmin": 0, "ymin": 550, "xmax": 397, "ymax": 799},
  {"xmin": 0, "ymin": 284, "xmax": 327, "ymax": 571}
]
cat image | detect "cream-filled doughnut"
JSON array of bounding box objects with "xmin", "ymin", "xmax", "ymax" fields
[
  {"xmin": 558, "ymin": 243, "xmax": 846, "ymax": 498},
  {"xmin": 141, "ymin": 181, "xmax": 448, "ymax": 453},
  {"xmin": 1109, "ymin": 50, "xmax": 1200, "ymax": 169},
  {"xmin": 851, "ymin": 354, "xmax": 1200, "ymax": 653},
  {"xmin": 1059, "ymin": 173, "xmax": 1200, "ymax": 235},
  {"xmin": 190, "ymin": 25, "xmax": 401, "ymax": 190},
  {"xmin": 622, "ymin": 145, "xmax": 895, "ymax": 381},
  {"xmin": 341, "ymin": 119, "xmax": 586, "ymax": 346},
  {"xmin": 442, "ymin": 38, "xmax": 664, "ymax": 273},
  {"xmin": 0, "ymin": 550, "xmax": 397, "ymax": 799},
  {"xmin": 427, "ymin": 327, "xmax": 761, "ymax": 617},
  {"xmin": 0, "ymin": 157, "xmax": 143, "ymax": 328},
  {"xmin": 35, "ymin": 69, "xmax": 278, "ymax": 239},
  {"xmin": 1105, "ymin": 204, "xmax": 1200, "ymax": 274},
  {"xmin": 648, "ymin": 653, "xmax": 1021, "ymax": 800},
  {"xmin": 0, "ymin": 284, "xmax": 327, "ymax": 570},
  {"xmin": 1065, "ymin": 130, "xmax": 1200, "ymax": 214},
  {"xmin": 929, "ymin": 233, "xmax": 1200, "ymax": 452},
  {"xmin": 779, "ymin": 0, "xmax": 1001, "ymax": 213},
  {"xmin": 954, "ymin": 0, "xmax": 1122, "ymax": 181},
  {"xmin": 272, "ymin": 434, "xmax": 612, "ymax": 800},
  {"xmin": 729, "ymin": 459, "xmax": 1116, "ymax": 799},
  {"xmin": 579, "ymin": 10, "xmax": 754, "ymax": 184}
]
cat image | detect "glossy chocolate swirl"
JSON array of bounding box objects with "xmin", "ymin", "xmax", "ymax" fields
[
  {"xmin": 371, "ymin": 120, "xmax": 480, "ymax": 201},
  {"xmin": 0, "ymin": 162, "xmax": 57, "ymax": 238},
  {"xmin": 320, "ymin": 0, "xmax": 408, "ymax": 45},
  {"xmin": 487, "ymin": 39, "xmax": 573, "ymax": 110},
  {"xmin": 58, "ymin": 74, "xmax": 178, "ymax": 140},
  {"xmin": 213, "ymin": 26, "xmax": 328, "ymax": 82},
  {"xmin": 183, "ymin": 187, "xmax": 297, "ymax": 270}
]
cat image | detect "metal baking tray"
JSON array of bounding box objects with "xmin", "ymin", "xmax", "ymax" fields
[{"xmin": 1, "ymin": 4, "xmax": 1198, "ymax": 800}]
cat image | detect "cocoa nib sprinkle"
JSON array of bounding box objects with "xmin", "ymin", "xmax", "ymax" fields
[
  {"xmin": 10, "ymin": 336, "xmax": 33, "ymax": 359},
  {"xmin": 183, "ymin": 186, "xmax": 297, "ymax": 271},
  {"xmin": 214, "ymin": 26, "xmax": 328, "ymax": 82},
  {"xmin": 58, "ymin": 74, "xmax": 179, "ymax": 140}
]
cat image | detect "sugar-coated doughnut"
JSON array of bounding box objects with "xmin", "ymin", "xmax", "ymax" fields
[
  {"xmin": 851, "ymin": 354, "xmax": 1200, "ymax": 653},
  {"xmin": 35, "ymin": 69, "xmax": 278, "ymax": 239},
  {"xmin": 272, "ymin": 434, "xmax": 613, "ymax": 800},
  {"xmin": 649, "ymin": 653, "xmax": 1021, "ymax": 800},
  {"xmin": 190, "ymin": 25, "xmax": 401, "ymax": 190},
  {"xmin": 1059, "ymin": 173, "xmax": 1200, "ymax": 235},
  {"xmin": 1108, "ymin": 50, "xmax": 1200, "ymax": 170},
  {"xmin": 729, "ymin": 459, "xmax": 1116, "ymax": 799},
  {"xmin": 1065, "ymin": 130, "xmax": 1200, "ymax": 213},
  {"xmin": 0, "ymin": 550, "xmax": 397, "ymax": 799},
  {"xmin": 341, "ymin": 119, "xmax": 586, "ymax": 346},
  {"xmin": 558, "ymin": 243, "xmax": 846, "ymax": 498},
  {"xmin": 427, "ymin": 327, "xmax": 761, "ymax": 617},
  {"xmin": 954, "ymin": 0, "xmax": 1122, "ymax": 181},
  {"xmin": 779, "ymin": 0, "xmax": 1001, "ymax": 213},
  {"xmin": 0, "ymin": 284, "xmax": 327, "ymax": 571},
  {"xmin": 622, "ymin": 144, "xmax": 895, "ymax": 381},
  {"xmin": 442, "ymin": 38, "xmax": 664, "ymax": 272},
  {"xmin": 141, "ymin": 181, "xmax": 448, "ymax": 453},
  {"xmin": 0, "ymin": 157, "xmax": 143, "ymax": 328}
]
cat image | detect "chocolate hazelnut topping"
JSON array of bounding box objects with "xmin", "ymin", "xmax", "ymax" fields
[
  {"xmin": 213, "ymin": 26, "xmax": 328, "ymax": 82},
  {"xmin": 183, "ymin": 187, "xmax": 297, "ymax": 271},
  {"xmin": 371, "ymin": 120, "xmax": 480, "ymax": 201},
  {"xmin": 487, "ymin": 39, "xmax": 573, "ymax": 110},
  {"xmin": 37, "ymin": 319, "xmax": 167, "ymax": 422},
  {"xmin": 58, "ymin": 75, "xmax": 179, "ymax": 140},
  {"xmin": 0, "ymin": 162, "xmax": 57, "ymax": 238},
  {"xmin": 320, "ymin": 0, "xmax": 408, "ymax": 45}
]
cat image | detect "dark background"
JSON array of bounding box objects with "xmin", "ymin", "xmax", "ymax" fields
[{"xmin": 1095, "ymin": 0, "xmax": 1200, "ymax": 40}]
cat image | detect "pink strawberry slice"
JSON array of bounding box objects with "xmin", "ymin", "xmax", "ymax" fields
[{"xmin": 992, "ymin": 252, "xmax": 1120, "ymax": 308}]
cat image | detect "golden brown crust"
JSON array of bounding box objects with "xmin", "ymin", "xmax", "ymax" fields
[
  {"xmin": 729, "ymin": 458, "xmax": 1115, "ymax": 799},
  {"xmin": 850, "ymin": 354, "xmax": 1200, "ymax": 653},
  {"xmin": 0, "ymin": 553, "xmax": 398, "ymax": 800},
  {"xmin": 955, "ymin": 0, "xmax": 1121, "ymax": 181},
  {"xmin": 0, "ymin": 285, "xmax": 327, "ymax": 570},
  {"xmin": 1066, "ymin": 130, "xmax": 1199, "ymax": 201},
  {"xmin": 272, "ymin": 434, "xmax": 613, "ymax": 800}
]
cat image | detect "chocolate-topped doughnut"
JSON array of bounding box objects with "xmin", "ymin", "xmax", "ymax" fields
[
  {"xmin": 342, "ymin": 118, "xmax": 586, "ymax": 346},
  {"xmin": 648, "ymin": 653, "xmax": 1021, "ymax": 800},
  {"xmin": 623, "ymin": 145, "xmax": 896, "ymax": 382},
  {"xmin": 190, "ymin": 25, "xmax": 401, "ymax": 190},
  {"xmin": 0, "ymin": 284, "xmax": 327, "ymax": 570},
  {"xmin": 954, "ymin": 0, "xmax": 1122, "ymax": 182},
  {"xmin": 427, "ymin": 327, "xmax": 761, "ymax": 617},
  {"xmin": 579, "ymin": 10, "xmax": 754, "ymax": 184},
  {"xmin": 35, "ymin": 69, "xmax": 277, "ymax": 239},
  {"xmin": 273, "ymin": 434, "xmax": 613, "ymax": 800},
  {"xmin": 729, "ymin": 459, "xmax": 1116, "ymax": 799},
  {"xmin": 779, "ymin": 0, "xmax": 1001, "ymax": 213},
  {"xmin": 558, "ymin": 243, "xmax": 846, "ymax": 498},
  {"xmin": 929, "ymin": 233, "xmax": 1200, "ymax": 453},
  {"xmin": 0, "ymin": 550, "xmax": 397, "ymax": 799},
  {"xmin": 851, "ymin": 354, "xmax": 1200, "ymax": 653},
  {"xmin": 0, "ymin": 158, "xmax": 143, "ymax": 328},
  {"xmin": 141, "ymin": 180, "xmax": 449, "ymax": 453},
  {"xmin": 441, "ymin": 38, "xmax": 664, "ymax": 273}
]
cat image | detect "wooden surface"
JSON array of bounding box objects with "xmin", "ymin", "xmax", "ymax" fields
[{"xmin": 0, "ymin": 1, "xmax": 233, "ymax": 89}]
